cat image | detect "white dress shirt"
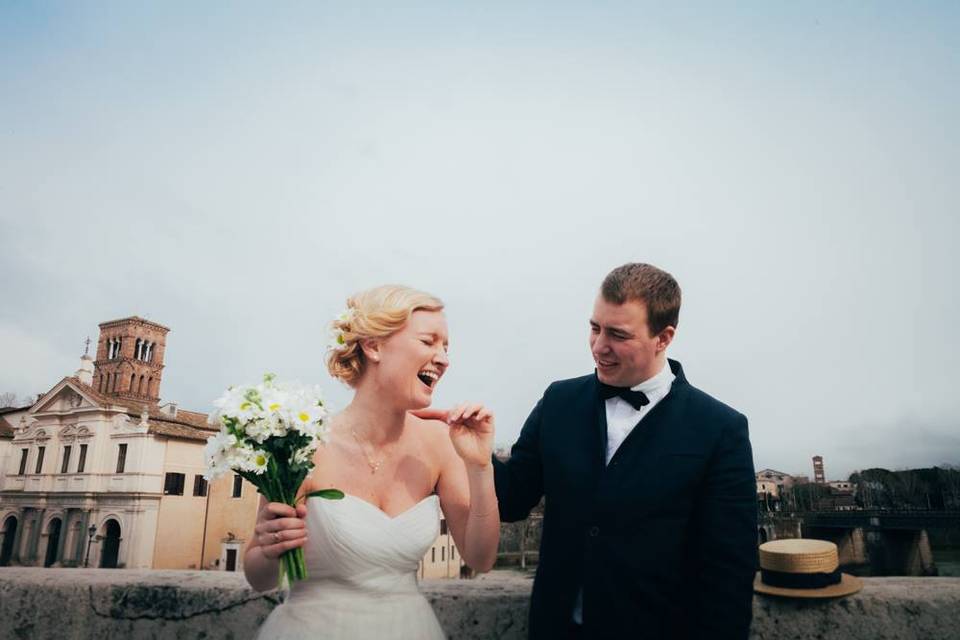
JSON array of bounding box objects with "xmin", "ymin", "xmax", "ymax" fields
[{"xmin": 572, "ymin": 361, "xmax": 676, "ymax": 625}]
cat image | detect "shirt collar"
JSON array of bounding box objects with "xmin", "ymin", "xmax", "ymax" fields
[{"xmin": 630, "ymin": 360, "xmax": 675, "ymax": 394}]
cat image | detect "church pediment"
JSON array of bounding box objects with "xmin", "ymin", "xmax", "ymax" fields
[{"xmin": 32, "ymin": 379, "xmax": 104, "ymax": 414}]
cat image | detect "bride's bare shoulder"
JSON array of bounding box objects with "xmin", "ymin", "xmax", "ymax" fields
[
  {"xmin": 301, "ymin": 433, "xmax": 340, "ymax": 493},
  {"xmin": 408, "ymin": 414, "xmax": 453, "ymax": 459}
]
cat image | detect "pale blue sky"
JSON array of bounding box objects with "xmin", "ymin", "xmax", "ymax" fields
[{"xmin": 2, "ymin": 2, "xmax": 958, "ymax": 480}]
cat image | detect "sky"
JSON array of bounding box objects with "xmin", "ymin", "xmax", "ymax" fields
[{"xmin": 1, "ymin": 2, "xmax": 958, "ymax": 480}]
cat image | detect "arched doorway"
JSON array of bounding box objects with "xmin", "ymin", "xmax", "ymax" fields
[
  {"xmin": 99, "ymin": 520, "xmax": 121, "ymax": 569},
  {"xmin": 43, "ymin": 518, "xmax": 62, "ymax": 567},
  {"xmin": 0, "ymin": 516, "xmax": 18, "ymax": 566},
  {"xmin": 758, "ymin": 527, "xmax": 769, "ymax": 545}
]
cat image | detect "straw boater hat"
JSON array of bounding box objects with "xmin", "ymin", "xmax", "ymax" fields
[{"xmin": 754, "ymin": 539, "xmax": 863, "ymax": 598}]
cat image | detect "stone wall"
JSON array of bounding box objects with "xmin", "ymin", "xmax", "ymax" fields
[{"xmin": 1, "ymin": 568, "xmax": 958, "ymax": 639}]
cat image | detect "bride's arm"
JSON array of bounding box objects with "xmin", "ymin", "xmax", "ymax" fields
[
  {"xmin": 421, "ymin": 405, "xmax": 500, "ymax": 573},
  {"xmin": 243, "ymin": 496, "xmax": 309, "ymax": 592}
]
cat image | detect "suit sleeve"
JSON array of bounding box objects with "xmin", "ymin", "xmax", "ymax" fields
[
  {"xmin": 492, "ymin": 395, "xmax": 546, "ymax": 523},
  {"xmin": 690, "ymin": 413, "xmax": 757, "ymax": 640}
]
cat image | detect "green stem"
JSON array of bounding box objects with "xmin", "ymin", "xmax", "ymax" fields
[
  {"xmin": 248, "ymin": 455, "xmax": 316, "ymax": 588},
  {"xmin": 263, "ymin": 457, "xmax": 309, "ymax": 585}
]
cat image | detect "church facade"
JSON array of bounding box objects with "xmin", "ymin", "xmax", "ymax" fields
[{"xmin": 0, "ymin": 316, "xmax": 259, "ymax": 570}]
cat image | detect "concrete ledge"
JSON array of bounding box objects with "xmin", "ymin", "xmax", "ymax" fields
[
  {"xmin": 1, "ymin": 569, "xmax": 958, "ymax": 639},
  {"xmin": 750, "ymin": 578, "xmax": 960, "ymax": 640}
]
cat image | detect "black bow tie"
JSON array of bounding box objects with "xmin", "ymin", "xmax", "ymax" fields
[{"xmin": 598, "ymin": 382, "xmax": 650, "ymax": 410}]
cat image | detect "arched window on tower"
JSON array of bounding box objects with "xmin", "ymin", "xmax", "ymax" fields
[
  {"xmin": 108, "ymin": 337, "xmax": 123, "ymax": 359},
  {"xmin": 138, "ymin": 375, "xmax": 145, "ymax": 395},
  {"xmin": 129, "ymin": 373, "xmax": 135, "ymax": 392},
  {"xmin": 147, "ymin": 377, "xmax": 153, "ymax": 397},
  {"xmin": 146, "ymin": 342, "xmax": 154, "ymax": 363}
]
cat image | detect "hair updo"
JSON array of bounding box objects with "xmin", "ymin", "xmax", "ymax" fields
[{"xmin": 326, "ymin": 285, "xmax": 444, "ymax": 387}]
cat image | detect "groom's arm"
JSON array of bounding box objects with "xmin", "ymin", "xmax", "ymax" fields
[
  {"xmin": 492, "ymin": 395, "xmax": 546, "ymax": 522},
  {"xmin": 689, "ymin": 412, "xmax": 757, "ymax": 640}
]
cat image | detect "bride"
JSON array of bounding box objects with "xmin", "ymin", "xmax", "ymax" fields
[{"xmin": 244, "ymin": 285, "xmax": 500, "ymax": 639}]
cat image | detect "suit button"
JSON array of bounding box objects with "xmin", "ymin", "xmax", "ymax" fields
[{"xmin": 588, "ymin": 526, "xmax": 600, "ymax": 537}]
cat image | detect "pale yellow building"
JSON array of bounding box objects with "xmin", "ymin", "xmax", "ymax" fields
[
  {"xmin": 756, "ymin": 468, "xmax": 795, "ymax": 490},
  {"xmin": 418, "ymin": 515, "xmax": 464, "ymax": 579},
  {"xmin": 756, "ymin": 481, "xmax": 780, "ymax": 498}
]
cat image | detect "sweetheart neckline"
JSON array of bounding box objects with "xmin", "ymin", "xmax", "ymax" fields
[{"xmin": 312, "ymin": 492, "xmax": 438, "ymax": 521}]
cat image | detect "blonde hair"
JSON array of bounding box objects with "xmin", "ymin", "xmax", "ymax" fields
[{"xmin": 326, "ymin": 285, "xmax": 444, "ymax": 387}]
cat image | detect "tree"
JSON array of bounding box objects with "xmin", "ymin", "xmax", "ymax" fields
[
  {"xmin": 783, "ymin": 483, "xmax": 832, "ymax": 511},
  {"xmin": 852, "ymin": 466, "xmax": 960, "ymax": 510},
  {"xmin": 0, "ymin": 391, "xmax": 18, "ymax": 408}
]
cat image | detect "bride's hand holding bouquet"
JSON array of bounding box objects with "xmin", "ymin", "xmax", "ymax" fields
[{"xmin": 204, "ymin": 373, "xmax": 342, "ymax": 587}]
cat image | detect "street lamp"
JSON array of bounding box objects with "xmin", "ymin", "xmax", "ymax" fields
[{"xmin": 84, "ymin": 525, "xmax": 97, "ymax": 567}]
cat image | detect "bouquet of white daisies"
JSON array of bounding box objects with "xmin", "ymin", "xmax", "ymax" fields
[{"xmin": 204, "ymin": 373, "xmax": 342, "ymax": 585}]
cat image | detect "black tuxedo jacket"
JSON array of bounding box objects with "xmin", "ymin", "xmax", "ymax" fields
[{"xmin": 493, "ymin": 360, "xmax": 757, "ymax": 639}]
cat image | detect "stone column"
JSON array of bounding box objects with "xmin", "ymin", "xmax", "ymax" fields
[
  {"xmin": 8, "ymin": 508, "xmax": 26, "ymax": 565},
  {"xmin": 75, "ymin": 510, "xmax": 91, "ymax": 566},
  {"xmin": 19, "ymin": 510, "xmax": 34, "ymax": 565},
  {"xmin": 54, "ymin": 509, "xmax": 71, "ymax": 566},
  {"xmin": 25, "ymin": 509, "xmax": 46, "ymax": 565}
]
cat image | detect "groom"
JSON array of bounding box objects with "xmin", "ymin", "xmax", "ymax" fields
[{"xmin": 493, "ymin": 263, "xmax": 757, "ymax": 639}]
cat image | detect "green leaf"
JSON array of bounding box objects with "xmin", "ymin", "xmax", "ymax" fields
[{"xmin": 297, "ymin": 489, "xmax": 345, "ymax": 503}]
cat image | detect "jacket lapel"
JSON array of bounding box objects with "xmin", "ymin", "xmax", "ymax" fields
[
  {"xmin": 589, "ymin": 373, "xmax": 610, "ymax": 467},
  {"xmin": 605, "ymin": 359, "xmax": 690, "ymax": 467}
]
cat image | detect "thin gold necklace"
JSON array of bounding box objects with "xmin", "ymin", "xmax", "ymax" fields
[{"xmin": 351, "ymin": 427, "xmax": 384, "ymax": 474}]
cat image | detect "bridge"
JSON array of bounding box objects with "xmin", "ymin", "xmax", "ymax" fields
[
  {"xmin": 798, "ymin": 510, "xmax": 960, "ymax": 530},
  {"xmin": 759, "ymin": 510, "xmax": 960, "ymax": 576}
]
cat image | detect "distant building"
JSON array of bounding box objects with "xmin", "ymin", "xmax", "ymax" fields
[
  {"xmin": 756, "ymin": 481, "xmax": 780, "ymax": 498},
  {"xmin": 756, "ymin": 468, "xmax": 795, "ymax": 489},
  {"xmin": 821, "ymin": 490, "xmax": 857, "ymax": 511},
  {"xmin": 828, "ymin": 481, "xmax": 854, "ymax": 493},
  {"xmin": 812, "ymin": 456, "xmax": 826, "ymax": 484},
  {"xmin": 419, "ymin": 515, "xmax": 464, "ymax": 579},
  {"xmin": 0, "ymin": 408, "xmax": 29, "ymax": 489},
  {"xmin": 756, "ymin": 469, "xmax": 794, "ymax": 512}
]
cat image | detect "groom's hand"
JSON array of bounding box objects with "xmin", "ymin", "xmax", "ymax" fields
[{"xmin": 411, "ymin": 404, "xmax": 495, "ymax": 470}]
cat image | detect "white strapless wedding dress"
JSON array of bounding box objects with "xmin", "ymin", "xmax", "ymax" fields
[{"xmin": 256, "ymin": 493, "xmax": 446, "ymax": 640}]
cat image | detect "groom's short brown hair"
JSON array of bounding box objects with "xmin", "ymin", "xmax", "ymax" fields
[{"xmin": 601, "ymin": 263, "xmax": 681, "ymax": 335}]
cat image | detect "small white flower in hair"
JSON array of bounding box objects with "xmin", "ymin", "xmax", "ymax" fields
[{"xmin": 326, "ymin": 307, "xmax": 356, "ymax": 352}]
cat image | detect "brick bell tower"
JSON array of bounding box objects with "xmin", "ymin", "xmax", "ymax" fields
[{"xmin": 92, "ymin": 316, "xmax": 170, "ymax": 404}]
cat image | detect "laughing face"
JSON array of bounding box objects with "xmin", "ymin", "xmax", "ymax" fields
[
  {"xmin": 589, "ymin": 294, "xmax": 672, "ymax": 388},
  {"xmin": 373, "ymin": 309, "xmax": 449, "ymax": 409}
]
